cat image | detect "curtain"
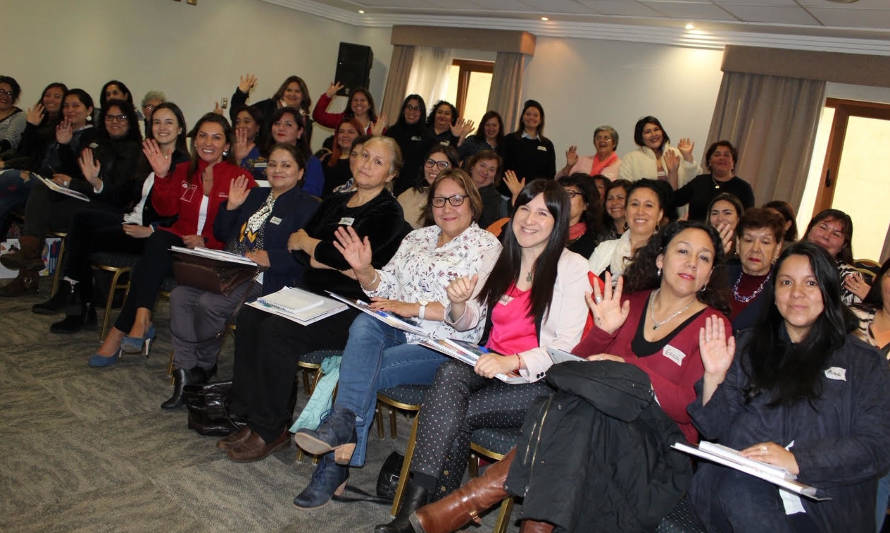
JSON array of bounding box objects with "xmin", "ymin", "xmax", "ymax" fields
[
  {"xmin": 405, "ymin": 47, "xmax": 454, "ymax": 112},
  {"xmin": 380, "ymin": 45, "xmax": 415, "ymax": 126},
  {"xmin": 487, "ymin": 51, "xmax": 526, "ymax": 132},
  {"xmin": 704, "ymin": 72, "xmax": 826, "ymax": 211}
]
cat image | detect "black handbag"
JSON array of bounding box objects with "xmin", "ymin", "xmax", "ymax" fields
[
  {"xmin": 376, "ymin": 451, "xmax": 405, "ymax": 501},
  {"xmin": 183, "ymin": 380, "xmax": 244, "ymax": 436}
]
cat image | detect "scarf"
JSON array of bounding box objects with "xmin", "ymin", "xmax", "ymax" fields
[
  {"xmin": 569, "ymin": 221, "xmax": 587, "ymax": 242},
  {"xmin": 590, "ymin": 152, "xmax": 618, "ymax": 176}
]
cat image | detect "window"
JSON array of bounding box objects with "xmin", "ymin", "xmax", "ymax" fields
[{"xmin": 445, "ymin": 59, "xmax": 494, "ymax": 127}]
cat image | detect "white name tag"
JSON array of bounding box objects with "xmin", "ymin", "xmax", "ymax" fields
[
  {"xmin": 270, "ymin": 216, "xmax": 282, "ymax": 225},
  {"xmin": 825, "ymin": 367, "xmax": 846, "ymax": 381},
  {"xmin": 254, "ymin": 161, "xmax": 268, "ymax": 168},
  {"xmin": 662, "ymin": 344, "xmax": 686, "ymax": 366},
  {"xmin": 537, "ymin": 145, "xmax": 548, "ymax": 152},
  {"xmin": 338, "ymin": 217, "xmax": 355, "ymax": 226}
]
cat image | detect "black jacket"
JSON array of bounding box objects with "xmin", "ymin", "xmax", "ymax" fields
[{"xmin": 505, "ymin": 361, "xmax": 693, "ymax": 532}]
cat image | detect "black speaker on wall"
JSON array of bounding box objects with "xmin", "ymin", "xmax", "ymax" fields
[{"xmin": 334, "ymin": 42, "xmax": 373, "ymax": 96}]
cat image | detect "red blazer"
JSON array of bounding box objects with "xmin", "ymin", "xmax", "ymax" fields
[{"xmin": 151, "ymin": 160, "xmax": 255, "ymax": 249}]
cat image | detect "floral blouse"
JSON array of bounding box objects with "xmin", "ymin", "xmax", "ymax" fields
[{"xmin": 366, "ymin": 223, "xmax": 501, "ymax": 344}]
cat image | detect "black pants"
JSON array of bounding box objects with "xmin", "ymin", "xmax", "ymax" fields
[
  {"xmin": 22, "ymin": 179, "xmax": 118, "ymax": 237},
  {"xmin": 112, "ymin": 229, "xmax": 182, "ymax": 333},
  {"xmin": 409, "ymin": 360, "xmax": 551, "ymax": 499},
  {"xmin": 228, "ymin": 304, "xmax": 359, "ymax": 443}
]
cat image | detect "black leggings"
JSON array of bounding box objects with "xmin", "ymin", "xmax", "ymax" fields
[{"xmin": 112, "ymin": 230, "xmax": 182, "ymax": 332}]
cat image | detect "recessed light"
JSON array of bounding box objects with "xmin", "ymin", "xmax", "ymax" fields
[
  {"xmin": 358, "ymin": 9, "xmax": 365, "ymax": 14},
  {"xmin": 541, "ymin": 16, "xmax": 549, "ymax": 21},
  {"xmin": 685, "ymin": 22, "xmax": 695, "ymax": 30}
]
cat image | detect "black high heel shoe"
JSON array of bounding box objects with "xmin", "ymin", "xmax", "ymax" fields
[{"xmin": 162, "ymin": 367, "xmax": 204, "ymax": 409}]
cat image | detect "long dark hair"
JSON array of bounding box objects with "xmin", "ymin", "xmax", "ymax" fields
[
  {"xmin": 272, "ymin": 75, "xmax": 311, "ymax": 113},
  {"xmin": 474, "ymin": 110, "xmax": 504, "ymax": 145},
  {"xmin": 477, "ymin": 179, "xmax": 570, "ymax": 322},
  {"xmin": 394, "ymin": 94, "xmax": 426, "ymax": 129},
  {"xmin": 804, "ymin": 208, "xmax": 854, "ymax": 264},
  {"xmin": 623, "ymin": 220, "xmax": 730, "ymax": 315},
  {"xmin": 187, "ymin": 113, "xmax": 236, "ymax": 177},
  {"xmin": 602, "ymin": 178, "xmax": 631, "ymax": 230},
  {"xmin": 147, "ymin": 102, "xmax": 188, "ymax": 156},
  {"xmin": 864, "ymin": 258, "xmax": 890, "ymax": 308},
  {"xmin": 266, "ymin": 107, "xmax": 310, "ymax": 160},
  {"xmin": 98, "ymin": 99, "xmax": 142, "ymax": 143},
  {"xmin": 344, "ymin": 88, "xmax": 377, "ymax": 123},
  {"xmin": 745, "ymin": 242, "xmax": 856, "ymax": 406},
  {"xmin": 414, "ymin": 144, "xmax": 459, "ymax": 192},
  {"xmin": 557, "ymin": 173, "xmax": 603, "ymax": 234},
  {"xmin": 99, "ymin": 80, "xmax": 133, "ymax": 109},
  {"xmin": 513, "ymin": 99, "xmax": 546, "ymax": 139},
  {"xmin": 763, "ymin": 200, "xmax": 798, "ymax": 242}
]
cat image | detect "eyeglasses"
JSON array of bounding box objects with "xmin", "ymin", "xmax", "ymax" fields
[
  {"xmin": 405, "ymin": 104, "xmax": 421, "ymax": 112},
  {"xmin": 105, "ymin": 113, "xmax": 128, "ymax": 123},
  {"xmin": 564, "ymin": 190, "xmax": 583, "ymax": 199},
  {"xmin": 425, "ymin": 159, "xmax": 450, "ymax": 170},
  {"xmin": 142, "ymin": 104, "xmax": 155, "ymax": 112},
  {"xmin": 0, "ymin": 89, "xmax": 13, "ymax": 97},
  {"xmin": 431, "ymin": 194, "xmax": 467, "ymax": 208}
]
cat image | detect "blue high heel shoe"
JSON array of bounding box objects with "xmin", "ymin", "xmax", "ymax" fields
[
  {"xmin": 88, "ymin": 348, "xmax": 122, "ymax": 368},
  {"xmin": 121, "ymin": 325, "xmax": 155, "ymax": 356}
]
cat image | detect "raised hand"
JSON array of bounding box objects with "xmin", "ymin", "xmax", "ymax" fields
[
  {"xmin": 503, "ymin": 170, "xmax": 525, "ymax": 205},
  {"xmin": 238, "ymin": 73, "xmax": 258, "ymax": 94},
  {"xmin": 585, "ymin": 271, "xmax": 630, "ymax": 335},
  {"xmin": 227, "ymin": 175, "xmax": 251, "ymax": 210},
  {"xmin": 78, "ymin": 148, "xmax": 101, "ymax": 189},
  {"xmin": 56, "ymin": 119, "xmax": 73, "ymax": 144},
  {"xmin": 370, "ymin": 114, "xmax": 387, "ymax": 136},
  {"xmin": 26, "ymin": 103, "xmax": 45, "ymax": 126},
  {"xmin": 699, "ymin": 315, "xmax": 734, "ymax": 377},
  {"xmin": 325, "ymin": 82, "xmax": 344, "ymax": 99},
  {"xmin": 676, "ymin": 137, "xmax": 695, "ymax": 162},
  {"xmin": 212, "ymin": 101, "xmax": 224, "ymax": 116},
  {"xmin": 450, "ymin": 117, "xmax": 474, "ymax": 138},
  {"xmin": 142, "ymin": 139, "xmax": 173, "ymax": 177},
  {"xmin": 446, "ymin": 275, "xmax": 478, "ymax": 305},
  {"xmin": 565, "ymin": 145, "xmax": 578, "ymax": 167},
  {"xmin": 716, "ymin": 222, "xmax": 734, "ymax": 255},
  {"xmin": 843, "ymin": 271, "xmax": 871, "ymax": 300},
  {"xmin": 332, "ymin": 225, "xmax": 373, "ymax": 272},
  {"xmin": 233, "ymin": 127, "xmax": 252, "ymax": 161}
]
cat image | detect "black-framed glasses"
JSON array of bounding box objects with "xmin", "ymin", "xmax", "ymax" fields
[
  {"xmin": 0, "ymin": 89, "xmax": 13, "ymax": 97},
  {"xmin": 424, "ymin": 159, "xmax": 450, "ymax": 170},
  {"xmin": 105, "ymin": 113, "xmax": 128, "ymax": 123},
  {"xmin": 431, "ymin": 194, "xmax": 467, "ymax": 208},
  {"xmin": 564, "ymin": 190, "xmax": 583, "ymax": 199},
  {"xmin": 405, "ymin": 104, "xmax": 421, "ymax": 112}
]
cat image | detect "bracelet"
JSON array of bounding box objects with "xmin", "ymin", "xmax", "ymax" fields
[{"xmin": 360, "ymin": 269, "xmax": 379, "ymax": 290}]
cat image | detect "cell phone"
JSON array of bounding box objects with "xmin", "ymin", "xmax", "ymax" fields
[{"xmin": 220, "ymin": 97, "xmax": 228, "ymax": 110}]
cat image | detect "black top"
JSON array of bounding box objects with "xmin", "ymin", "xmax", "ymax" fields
[
  {"xmin": 458, "ymin": 135, "xmax": 500, "ymax": 162},
  {"xmin": 672, "ymin": 173, "xmax": 755, "ymax": 221},
  {"xmin": 501, "ymin": 133, "xmax": 556, "ymax": 181},
  {"xmin": 5, "ymin": 118, "xmax": 61, "ymax": 171},
  {"xmin": 386, "ymin": 123, "xmax": 435, "ymax": 196},
  {"xmin": 567, "ymin": 228, "xmax": 600, "ymax": 259},
  {"xmin": 320, "ymin": 155, "xmax": 352, "ymax": 198},
  {"xmin": 229, "ymin": 88, "xmax": 314, "ymax": 145},
  {"xmin": 477, "ymin": 184, "xmax": 508, "ymax": 229}
]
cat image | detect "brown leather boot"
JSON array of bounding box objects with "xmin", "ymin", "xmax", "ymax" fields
[
  {"xmin": 0, "ymin": 268, "xmax": 39, "ymax": 297},
  {"xmin": 519, "ymin": 519, "xmax": 554, "ymax": 533},
  {"xmin": 0, "ymin": 235, "xmax": 45, "ymax": 271},
  {"xmin": 410, "ymin": 449, "xmax": 515, "ymax": 533}
]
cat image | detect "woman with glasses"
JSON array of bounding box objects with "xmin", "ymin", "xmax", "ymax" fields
[
  {"xmin": 387, "ymin": 95, "xmax": 435, "ymax": 196},
  {"xmin": 558, "ymin": 173, "xmax": 603, "ymax": 258},
  {"xmin": 292, "ymin": 168, "xmax": 501, "ymax": 507},
  {"xmin": 397, "ymin": 145, "xmax": 460, "ymax": 228}
]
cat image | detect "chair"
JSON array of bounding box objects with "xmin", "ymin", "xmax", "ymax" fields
[
  {"xmin": 655, "ymin": 497, "xmax": 707, "ymax": 533},
  {"xmin": 89, "ymin": 251, "xmax": 139, "ymax": 340},
  {"xmin": 297, "ymin": 349, "xmax": 338, "ymax": 396},
  {"xmin": 467, "ymin": 427, "xmax": 521, "ymax": 533},
  {"xmin": 375, "ymin": 384, "xmax": 427, "ymax": 440},
  {"xmin": 47, "ymin": 231, "xmax": 67, "ymax": 296}
]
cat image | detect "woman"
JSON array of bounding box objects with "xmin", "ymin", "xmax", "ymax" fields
[
  {"xmin": 803, "ymin": 208, "xmax": 872, "ymax": 305},
  {"xmin": 292, "ymin": 169, "xmax": 501, "ymax": 507},
  {"xmin": 458, "ymin": 110, "xmax": 504, "ymax": 161},
  {"xmin": 425, "ymin": 101, "xmax": 462, "ymax": 148},
  {"xmin": 0, "ymin": 75, "xmax": 26, "ymax": 157},
  {"xmin": 375, "ymin": 179, "xmax": 590, "ymax": 533},
  {"xmin": 86, "ymin": 113, "xmax": 255, "ymax": 367},
  {"xmin": 600, "ymin": 178, "xmax": 630, "ymax": 241},
  {"xmin": 266, "ymin": 107, "xmax": 323, "ymax": 197},
  {"xmin": 397, "ymin": 145, "xmax": 459, "ymax": 229},
  {"xmin": 139, "ymin": 90, "xmax": 165, "ymax": 135},
  {"xmin": 557, "ymin": 125, "xmax": 621, "ymax": 180},
  {"xmin": 162, "ymin": 143, "xmax": 320, "ymax": 408},
  {"xmin": 313, "ymin": 83, "xmax": 378, "ymax": 134},
  {"xmin": 763, "ymin": 199, "xmax": 798, "ymax": 244},
  {"xmin": 320, "ymin": 118, "xmax": 361, "ymax": 197},
  {"xmin": 230, "ymin": 74, "xmax": 313, "ymax": 143},
  {"xmin": 689, "ymin": 242, "xmax": 890, "ymax": 533},
  {"xmin": 99, "ymin": 80, "xmax": 133, "ymax": 109},
  {"xmin": 618, "ymin": 116, "xmax": 698, "ymax": 188},
  {"xmin": 672, "ymin": 140, "xmax": 754, "ymax": 220},
  {"xmin": 39, "ymin": 103, "xmax": 190, "ymax": 332},
  {"xmin": 727, "ymin": 208, "xmax": 784, "ymax": 331},
  {"xmin": 500, "ymin": 99, "xmax": 556, "ymax": 181},
  {"xmin": 217, "ymin": 136, "xmax": 407, "ymax": 462},
  {"xmin": 386, "ymin": 95, "xmax": 435, "ymax": 196},
  {"xmin": 464, "ymin": 150, "xmax": 507, "ymax": 229},
  {"xmin": 558, "ymin": 173, "xmax": 603, "ymax": 258},
  {"xmin": 329, "ymin": 134, "xmax": 371, "ymax": 196},
  {"xmin": 589, "ymin": 178, "xmax": 664, "ymax": 279},
  {"xmin": 707, "ymin": 192, "xmax": 744, "ymax": 256},
  {"xmin": 231, "ymin": 105, "xmax": 265, "ymax": 181}
]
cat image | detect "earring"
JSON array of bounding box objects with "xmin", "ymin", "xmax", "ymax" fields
[
  {"xmin": 657, "ymin": 267, "xmax": 662, "ymax": 278},
  {"xmin": 222, "ymin": 150, "xmax": 229, "ymax": 157}
]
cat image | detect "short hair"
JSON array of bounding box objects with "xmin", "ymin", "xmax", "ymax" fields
[
  {"xmin": 141, "ymin": 90, "xmax": 166, "ymax": 107},
  {"xmin": 64, "ymin": 88, "xmax": 95, "ymax": 113},
  {"xmin": 464, "ymin": 149, "xmax": 502, "ymax": 184},
  {"xmin": 272, "ymin": 76, "xmax": 312, "ymax": 113},
  {"xmin": 0, "ymin": 75, "xmax": 22, "ymax": 102},
  {"xmin": 99, "ymin": 99, "xmax": 143, "ymax": 143},
  {"xmin": 593, "ymin": 125, "xmax": 619, "ymax": 150},
  {"xmin": 99, "ymin": 80, "xmax": 133, "ymax": 109},
  {"xmin": 804, "ymin": 208, "xmax": 854, "ymax": 263},
  {"xmin": 267, "ymin": 142, "xmax": 307, "ymax": 176},
  {"xmin": 148, "ymin": 101, "xmax": 188, "ymax": 155},
  {"xmin": 516, "ymin": 99, "xmax": 546, "ymax": 137},
  {"xmin": 627, "ymin": 178, "xmax": 668, "ymax": 211},
  {"xmin": 266, "ymin": 106, "xmax": 309, "ymax": 159},
  {"xmin": 633, "ymin": 116, "xmax": 669, "ymax": 149},
  {"xmin": 763, "ymin": 200, "xmax": 798, "ymax": 242},
  {"xmin": 705, "ymin": 140, "xmax": 738, "ymax": 170},
  {"xmin": 707, "ymin": 192, "xmax": 744, "ymax": 222},
  {"xmin": 735, "ymin": 207, "xmax": 785, "ymax": 243},
  {"xmin": 421, "ymin": 168, "xmax": 483, "ymax": 226},
  {"xmin": 426, "ymin": 101, "xmax": 458, "ymax": 128}
]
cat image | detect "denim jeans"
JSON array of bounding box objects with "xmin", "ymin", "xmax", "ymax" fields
[
  {"xmin": 877, "ymin": 472, "xmax": 890, "ymax": 532},
  {"xmin": 333, "ymin": 313, "xmax": 447, "ymax": 467}
]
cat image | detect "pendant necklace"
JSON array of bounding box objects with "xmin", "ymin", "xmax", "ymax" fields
[
  {"xmin": 711, "ymin": 175, "xmax": 721, "ymax": 190},
  {"xmin": 732, "ymin": 270, "xmax": 771, "ymax": 303},
  {"xmin": 648, "ymin": 290, "xmax": 693, "ymax": 330}
]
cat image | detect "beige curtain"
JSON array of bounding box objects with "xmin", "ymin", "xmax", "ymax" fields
[
  {"xmin": 705, "ymin": 72, "xmax": 826, "ymax": 211},
  {"xmin": 380, "ymin": 45, "xmax": 415, "ymax": 126},
  {"xmin": 487, "ymin": 52, "xmax": 526, "ymax": 132}
]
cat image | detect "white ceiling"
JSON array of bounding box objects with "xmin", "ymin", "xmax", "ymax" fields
[{"xmin": 265, "ymin": 0, "xmax": 890, "ymax": 54}]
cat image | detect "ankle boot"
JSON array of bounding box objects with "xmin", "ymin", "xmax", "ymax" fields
[
  {"xmin": 374, "ymin": 480, "xmax": 429, "ymax": 533},
  {"xmin": 293, "ymin": 406, "xmax": 357, "ymax": 464},
  {"xmin": 50, "ymin": 285, "xmax": 96, "ymax": 333},
  {"xmin": 33, "ymin": 279, "xmax": 71, "ymax": 315},
  {"xmin": 0, "ymin": 235, "xmax": 45, "ymax": 270},
  {"xmin": 411, "ymin": 449, "xmax": 515, "ymax": 533},
  {"xmin": 519, "ymin": 519, "xmax": 554, "ymax": 533},
  {"xmin": 293, "ymin": 452, "xmax": 349, "ymax": 509},
  {"xmin": 161, "ymin": 368, "xmax": 201, "ymax": 409},
  {"xmin": 0, "ymin": 268, "xmax": 39, "ymax": 297}
]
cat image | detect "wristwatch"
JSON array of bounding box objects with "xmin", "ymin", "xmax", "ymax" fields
[{"xmin": 418, "ymin": 299, "xmax": 429, "ymax": 320}]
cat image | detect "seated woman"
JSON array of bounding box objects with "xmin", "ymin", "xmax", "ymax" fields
[
  {"xmin": 707, "ymin": 192, "xmax": 744, "ymax": 256},
  {"xmin": 230, "ymin": 74, "xmax": 313, "ymax": 143},
  {"xmin": 458, "ymin": 110, "xmax": 504, "ymax": 161},
  {"xmin": 217, "ymin": 136, "xmax": 407, "ymax": 462},
  {"xmin": 763, "ymin": 199, "xmax": 798, "ymax": 245},
  {"xmin": 35, "ymin": 102, "xmax": 189, "ymax": 329},
  {"xmin": 231, "ymin": 105, "xmax": 265, "ymax": 181},
  {"xmin": 386, "ymin": 95, "xmax": 434, "ymax": 196},
  {"xmin": 291, "ymin": 168, "xmax": 501, "ymax": 507},
  {"xmin": 313, "ymin": 82, "xmax": 378, "ymax": 135},
  {"xmin": 500, "ymin": 99, "xmax": 556, "ymax": 182},
  {"xmin": 320, "ymin": 118, "xmax": 361, "ymax": 197},
  {"xmin": 689, "ymin": 241, "xmax": 890, "ymax": 533},
  {"xmin": 464, "ymin": 150, "xmax": 507, "ymax": 229},
  {"xmin": 407, "ymin": 220, "xmax": 731, "ymax": 533},
  {"xmin": 557, "ymin": 173, "xmax": 603, "ymax": 258},
  {"xmin": 266, "ymin": 107, "xmax": 324, "ymax": 197},
  {"xmin": 672, "ymin": 140, "xmax": 754, "ymax": 221},
  {"xmin": 803, "ymin": 208, "xmax": 873, "ymax": 305},
  {"xmin": 397, "ymin": 145, "xmax": 459, "ymax": 229},
  {"xmin": 557, "ymin": 125, "xmax": 621, "ymax": 180},
  {"xmin": 328, "ymin": 134, "xmax": 370, "ymax": 196},
  {"xmin": 0, "ymin": 75, "xmax": 26, "ymax": 158},
  {"xmin": 87, "ymin": 113, "xmax": 255, "ymax": 367},
  {"xmin": 727, "ymin": 208, "xmax": 784, "ymax": 332},
  {"xmin": 618, "ymin": 115, "xmax": 698, "ymax": 188},
  {"xmin": 162, "ymin": 143, "xmax": 320, "ymax": 408},
  {"xmin": 375, "ymin": 179, "xmax": 590, "ymax": 533},
  {"xmin": 600, "ymin": 178, "xmax": 630, "ymax": 241},
  {"xmin": 589, "ymin": 178, "xmax": 664, "ymax": 279}
]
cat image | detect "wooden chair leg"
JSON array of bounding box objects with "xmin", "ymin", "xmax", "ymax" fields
[{"xmin": 391, "ymin": 413, "xmax": 420, "ymax": 517}]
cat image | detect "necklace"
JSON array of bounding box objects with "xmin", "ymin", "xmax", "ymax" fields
[
  {"xmin": 711, "ymin": 175, "xmax": 722, "ymax": 190},
  {"xmin": 732, "ymin": 270, "xmax": 771, "ymax": 303},
  {"xmin": 648, "ymin": 290, "xmax": 694, "ymax": 330}
]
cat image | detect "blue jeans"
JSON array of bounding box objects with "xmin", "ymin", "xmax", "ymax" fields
[
  {"xmin": 877, "ymin": 473, "xmax": 890, "ymax": 531},
  {"xmin": 334, "ymin": 313, "xmax": 447, "ymax": 467}
]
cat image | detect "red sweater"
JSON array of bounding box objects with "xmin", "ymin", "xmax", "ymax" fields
[
  {"xmin": 571, "ymin": 289, "xmax": 730, "ymax": 444},
  {"xmin": 151, "ymin": 160, "xmax": 255, "ymax": 249},
  {"xmin": 312, "ymin": 93, "xmax": 375, "ymax": 132}
]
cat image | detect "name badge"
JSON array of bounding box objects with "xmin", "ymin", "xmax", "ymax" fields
[
  {"xmin": 179, "ymin": 183, "xmax": 197, "ymax": 202},
  {"xmin": 270, "ymin": 216, "xmax": 282, "ymax": 225},
  {"xmin": 537, "ymin": 145, "xmax": 548, "ymax": 152},
  {"xmin": 825, "ymin": 367, "xmax": 846, "ymax": 381},
  {"xmin": 254, "ymin": 161, "xmax": 268, "ymax": 168},
  {"xmin": 338, "ymin": 217, "xmax": 355, "ymax": 226},
  {"xmin": 498, "ymin": 294, "xmax": 514, "ymax": 306},
  {"xmin": 662, "ymin": 344, "xmax": 686, "ymax": 366},
  {"xmin": 410, "ymin": 136, "xmax": 422, "ymax": 142},
  {"xmin": 439, "ymin": 140, "xmax": 451, "ymax": 146}
]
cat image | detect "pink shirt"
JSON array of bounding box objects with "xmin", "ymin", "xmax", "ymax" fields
[{"xmin": 486, "ymin": 285, "xmax": 538, "ymax": 356}]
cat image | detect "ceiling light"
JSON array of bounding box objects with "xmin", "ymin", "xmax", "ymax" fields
[
  {"xmin": 358, "ymin": 9, "xmax": 365, "ymax": 14},
  {"xmin": 541, "ymin": 16, "xmax": 549, "ymax": 21},
  {"xmin": 685, "ymin": 23, "xmax": 695, "ymax": 30}
]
